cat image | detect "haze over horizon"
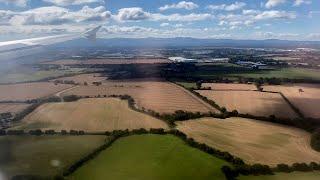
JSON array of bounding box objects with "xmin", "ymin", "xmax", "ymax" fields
[{"xmin": 0, "ymin": 0, "xmax": 319, "ymax": 41}]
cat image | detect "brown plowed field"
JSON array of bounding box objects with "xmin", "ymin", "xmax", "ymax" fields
[
  {"xmin": 202, "ymin": 83, "xmax": 257, "ymax": 91},
  {"xmin": 0, "ymin": 103, "xmax": 30, "ymax": 114},
  {"xmin": 42, "ymin": 58, "xmax": 170, "ymax": 65},
  {"xmin": 263, "ymin": 84, "xmax": 320, "ymax": 119},
  {"xmin": 14, "ymin": 98, "xmax": 168, "ymax": 132},
  {"xmin": 177, "ymin": 117, "xmax": 320, "ymax": 166},
  {"xmin": 61, "ymin": 80, "xmax": 217, "ymax": 113},
  {"xmin": 0, "ymin": 82, "xmax": 73, "ymax": 101},
  {"xmin": 51, "ymin": 73, "xmax": 107, "ymax": 85},
  {"xmin": 196, "ymin": 90, "xmax": 298, "ymax": 119}
]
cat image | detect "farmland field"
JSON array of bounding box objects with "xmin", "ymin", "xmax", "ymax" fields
[
  {"xmin": 263, "ymin": 84, "xmax": 320, "ymax": 119},
  {"xmin": 175, "ymin": 82, "xmax": 197, "ymax": 89},
  {"xmin": 202, "ymin": 83, "xmax": 258, "ymax": 91},
  {"xmin": 51, "ymin": 73, "xmax": 107, "ymax": 85},
  {"xmin": 0, "ymin": 135, "xmax": 106, "ymax": 179},
  {"xmin": 240, "ymin": 172, "xmax": 320, "ymax": 180},
  {"xmin": 194, "ymin": 68, "xmax": 320, "ymax": 81},
  {"xmin": 14, "ymin": 98, "xmax": 168, "ymax": 131},
  {"xmin": 42, "ymin": 58, "xmax": 171, "ymax": 65},
  {"xmin": 69, "ymin": 134, "xmax": 230, "ymax": 180},
  {"xmin": 0, "ymin": 66, "xmax": 84, "ymax": 84},
  {"xmin": 0, "ymin": 82, "xmax": 73, "ymax": 101},
  {"xmin": 0, "ymin": 103, "xmax": 30, "ymax": 114},
  {"xmin": 226, "ymin": 68, "xmax": 320, "ymax": 80},
  {"xmin": 196, "ymin": 90, "xmax": 298, "ymax": 118},
  {"xmin": 62, "ymin": 80, "xmax": 217, "ymax": 113},
  {"xmin": 177, "ymin": 117, "xmax": 320, "ymax": 166}
]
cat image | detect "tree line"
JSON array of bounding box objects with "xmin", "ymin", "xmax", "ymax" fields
[{"xmin": 6, "ymin": 128, "xmax": 320, "ymax": 180}]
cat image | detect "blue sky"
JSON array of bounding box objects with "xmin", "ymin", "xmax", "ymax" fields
[{"xmin": 0, "ymin": 0, "xmax": 319, "ymax": 41}]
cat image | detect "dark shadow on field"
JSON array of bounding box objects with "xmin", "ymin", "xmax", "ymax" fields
[
  {"xmin": 0, "ymin": 138, "xmax": 13, "ymax": 164},
  {"xmin": 253, "ymin": 95, "xmax": 298, "ymax": 119},
  {"xmin": 288, "ymin": 97, "xmax": 320, "ymax": 120},
  {"xmin": 219, "ymin": 92, "xmax": 300, "ymax": 119}
]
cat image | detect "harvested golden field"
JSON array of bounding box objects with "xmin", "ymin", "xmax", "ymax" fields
[
  {"xmin": 51, "ymin": 73, "xmax": 106, "ymax": 85},
  {"xmin": 196, "ymin": 90, "xmax": 298, "ymax": 119},
  {"xmin": 263, "ymin": 84, "xmax": 320, "ymax": 119},
  {"xmin": 0, "ymin": 82, "xmax": 73, "ymax": 101},
  {"xmin": 202, "ymin": 83, "xmax": 257, "ymax": 91},
  {"xmin": 62, "ymin": 80, "xmax": 217, "ymax": 113},
  {"xmin": 43, "ymin": 58, "xmax": 170, "ymax": 65},
  {"xmin": 15, "ymin": 98, "xmax": 168, "ymax": 131},
  {"xmin": 177, "ymin": 117, "xmax": 320, "ymax": 166},
  {"xmin": 0, "ymin": 103, "xmax": 30, "ymax": 114}
]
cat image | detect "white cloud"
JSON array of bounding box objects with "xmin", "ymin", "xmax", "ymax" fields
[
  {"xmin": 115, "ymin": 7, "xmax": 150, "ymax": 21},
  {"xmin": 242, "ymin": 9, "xmax": 260, "ymax": 15},
  {"xmin": 160, "ymin": 23, "xmax": 169, "ymax": 27},
  {"xmin": 293, "ymin": 0, "xmax": 311, "ymax": 6},
  {"xmin": 207, "ymin": 2, "xmax": 246, "ymax": 11},
  {"xmin": 174, "ymin": 24, "xmax": 183, "ymax": 28},
  {"xmin": 265, "ymin": 0, "xmax": 286, "ymax": 8},
  {"xmin": 308, "ymin": 11, "xmax": 320, "ymax": 18},
  {"xmin": 0, "ymin": 6, "xmax": 111, "ymax": 26},
  {"xmin": 254, "ymin": 10, "xmax": 296, "ymax": 20},
  {"xmin": 114, "ymin": 7, "xmax": 213, "ymax": 22},
  {"xmin": 0, "ymin": 0, "xmax": 28, "ymax": 7},
  {"xmin": 255, "ymin": 31, "xmax": 300, "ymax": 39},
  {"xmin": 159, "ymin": 1, "xmax": 198, "ymax": 11},
  {"xmin": 43, "ymin": 0, "xmax": 104, "ymax": 6},
  {"xmin": 307, "ymin": 33, "xmax": 320, "ymax": 40},
  {"xmin": 152, "ymin": 13, "xmax": 213, "ymax": 22},
  {"xmin": 217, "ymin": 10, "xmax": 296, "ymax": 29},
  {"xmin": 102, "ymin": 25, "xmax": 159, "ymax": 35}
]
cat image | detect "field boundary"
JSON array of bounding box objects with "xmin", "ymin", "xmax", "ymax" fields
[
  {"xmin": 171, "ymin": 82, "xmax": 220, "ymax": 112},
  {"xmin": 260, "ymin": 90, "xmax": 305, "ymax": 119}
]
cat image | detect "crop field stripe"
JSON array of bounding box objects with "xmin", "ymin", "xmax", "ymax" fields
[
  {"xmin": 177, "ymin": 117, "xmax": 320, "ymax": 166},
  {"xmin": 15, "ymin": 98, "xmax": 168, "ymax": 132},
  {"xmin": 172, "ymin": 82, "xmax": 220, "ymax": 112}
]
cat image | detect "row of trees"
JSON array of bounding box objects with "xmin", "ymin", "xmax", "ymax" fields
[
  {"xmin": 223, "ymin": 162, "xmax": 320, "ymax": 180},
  {"xmin": 0, "ymin": 129, "xmax": 85, "ymax": 136},
  {"xmin": 62, "ymin": 95, "xmax": 80, "ymax": 102},
  {"xmin": 12, "ymin": 96, "xmax": 63, "ymax": 122},
  {"xmin": 311, "ymin": 129, "xmax": 320, "ymax": 151}
]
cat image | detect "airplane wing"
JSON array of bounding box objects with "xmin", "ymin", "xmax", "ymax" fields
[{"xmin": 0, "ymin": 26, "xmax": 102, "ymax": 58}]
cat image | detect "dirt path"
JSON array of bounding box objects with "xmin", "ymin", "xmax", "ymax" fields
[{"xmin": 54, "ymin": 85, "xmax": 79, "ymax": 101}]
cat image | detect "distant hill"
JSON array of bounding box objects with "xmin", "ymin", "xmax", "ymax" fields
[{"xmin": 50, "ymin": 37, "xmax": 320, "ymax": 49}]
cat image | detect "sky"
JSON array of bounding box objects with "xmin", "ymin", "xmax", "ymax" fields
[{"xmin": 0, "ymin": 0, "xmax": 319, "ymax": 41}]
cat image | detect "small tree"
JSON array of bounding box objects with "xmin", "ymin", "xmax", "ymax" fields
[
  {"xmin": 311, "ymin": 129, "xmax": 320, "ymax": 151},
  {"xmin": 196, "ymin": 81, "xmax": 202, "ymax": 90},
  {"xmin": 221, "ymin": 107, "xmax": 227, "ymax": 113},
  {"xmin": 221, "ymin": 166, "xmax": 238, "ymax": 180},
  {"xmin": 276, "ymin": 164, "xmax": 291, "ymax": 173}
]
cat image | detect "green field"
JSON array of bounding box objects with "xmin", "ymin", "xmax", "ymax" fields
[
  {"xmin": 69, "ymin": 134, "xmax": 230, "ymax": 180},
  {"xmin": 240, "ymin": 172, "xmax": 320, "ymax": 180},
  {"xmin": 0, "ymin": 68, "xmax": 85, "ymax": 84},
  {"xmin": 227, "ymin": 68, "xmax": 320, "ymax": 80},
  {"xmin": 194, "ymin": 67, "xmax": 320, "ymax": 80},
  {"xmin": 175, "ymin": 82, "xmax": 197, "ymax": 89},
  {"xmin": 0, "ymin": 135, "xmax": 106, "ymax": 179}
]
